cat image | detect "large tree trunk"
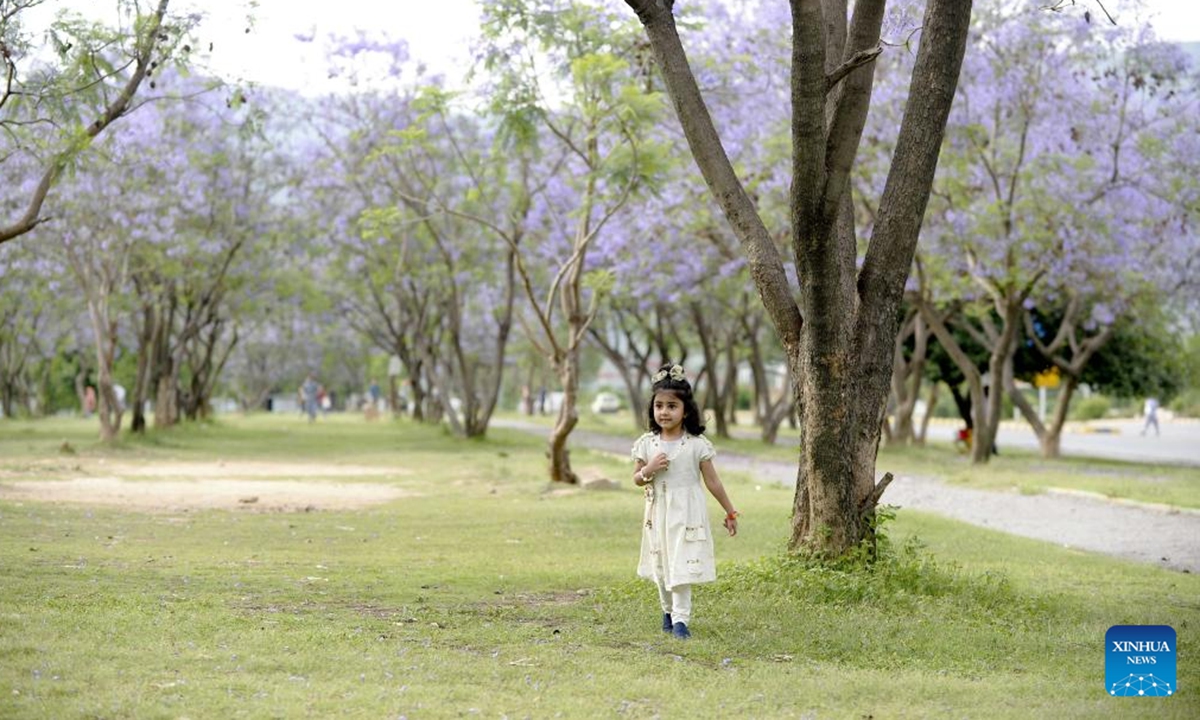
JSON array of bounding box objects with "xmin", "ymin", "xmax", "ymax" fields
[
  {"xmin": 628, "ymin": 0, "xmax": 971, "ymax": 556},
  {"xmin": 792, "ymin": 0, "xmax": 972, "ymax": 553}
]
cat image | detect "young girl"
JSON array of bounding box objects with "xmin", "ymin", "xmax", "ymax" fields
[{"xmin": 631, "ymin": 363, "xmax": 738, "ymax": 640}]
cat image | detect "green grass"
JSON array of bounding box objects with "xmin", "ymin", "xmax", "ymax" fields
[{"xmin": 1, "ymin": 414, "xmax": 1197, "ymax": 718}]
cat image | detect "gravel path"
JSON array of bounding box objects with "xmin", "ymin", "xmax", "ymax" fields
[{"xmin": 519, "ymin": 424, "xmax": 1200, "ymax": 573}]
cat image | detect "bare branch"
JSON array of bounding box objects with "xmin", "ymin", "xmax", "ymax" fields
[
  {"xmin": 624, "ymin": 0, "xmax": 802, "ymax": 350},
  {"xmin": 859, "ymin": 472, "xmax": 893, "ymax": 513},
  {"xmin": 1042, "ymin": 1, "xmax": 1116, "ymax": 26},
  {"xmin": 825, "ymin": 45, "xmax": 883, "ymax": 92}
]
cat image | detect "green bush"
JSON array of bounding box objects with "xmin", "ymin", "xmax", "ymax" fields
[
  {"xmin": 1069, "ymin": 395, "xmax": 1111, "ymax": 421},
  {"xmin": 1169, "ymin": 389, "xmax": 1200, "ymax": 418}
]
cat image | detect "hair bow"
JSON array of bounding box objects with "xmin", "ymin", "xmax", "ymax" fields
[{"xmin": 652, "ymin": 364, "xmax": 686, "ymax": 383}]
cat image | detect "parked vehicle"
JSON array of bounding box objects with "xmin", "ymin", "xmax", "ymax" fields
[{"xmin": 590, "ymin": 392, "xmax": 621, "ymax": 414}]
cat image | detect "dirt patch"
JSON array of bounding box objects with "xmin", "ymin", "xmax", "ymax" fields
[{"xmin": 0, "ymin": 460, "xmax": 412, "ymax": 512}]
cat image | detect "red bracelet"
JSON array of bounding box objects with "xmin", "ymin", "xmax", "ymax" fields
[{"xmin": 726, "ymin": 511, "xmax": 739, "ymax": 520}]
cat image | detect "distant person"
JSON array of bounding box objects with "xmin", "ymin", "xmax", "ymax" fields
[
  {"xmin": 301, "ymin": 374, "xmax": 319, "ymax": 422},
  {"xmin": 631, "ymin": 362, "xmax": 738, "ymax": 641},
  {"xmin": 83, "ymin": 386, "xmax": 96, "ymax": 418},
  {"xmin": 1141, "ymin": 397, "xmax": 1160, "ymax": 436},
  {"xmin": 113, "ymin": 384, "xmax": 127, "ymax": 413},
  {"xmin": 368, "ymin": 379, "xmax": 382, "ymax": 410}
]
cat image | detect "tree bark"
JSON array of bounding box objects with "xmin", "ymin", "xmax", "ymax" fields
[
  {"xmin": 627, "ymin": 0, "xmax": 972, "ymax": 556},
  {"xmin": 547, "ymin": 357, "xmax": 581, "ymax": 485}
]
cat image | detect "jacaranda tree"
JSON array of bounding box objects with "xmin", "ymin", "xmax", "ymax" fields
[
  {"xmin": 625, "ymin": 0, "xmax": 973, "ymax": 555},
  {"xmin": 1, "ymin": 0, "xmax": 189, "ymax": 247}
]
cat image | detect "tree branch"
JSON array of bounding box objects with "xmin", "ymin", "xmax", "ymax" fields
[
  {"xmin": 857, "ymin": 0, "xmax": 974, "ymax": 324},
  {"xmin": 624, "ymin": 0, "xmax": 802, "ymax": 351},
  {"xmin": 0, "ymin": 0, "xmax": 173, "ymax": 247},
  {"xmin": 825, "ymin": 45, "xmax": 883, "ymax": 93}
]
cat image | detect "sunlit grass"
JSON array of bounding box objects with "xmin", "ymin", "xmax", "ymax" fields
[{"xmin": 1, "ymin": 414, "xmax": 1196, "ymax": 718}]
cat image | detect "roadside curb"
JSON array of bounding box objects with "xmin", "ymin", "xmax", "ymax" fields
[{"xmin": 1043, "ymin": 487, "xmax": 1200, "ymax": 516}]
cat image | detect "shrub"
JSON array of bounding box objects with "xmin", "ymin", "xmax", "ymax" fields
[
  {"xmin": 1070, "ymin": 395, "xmax": 1111, "ymax": 421},
  {"xmin": 1169, "ymin": 389, "xmax": 1200, "ymax": 418}
]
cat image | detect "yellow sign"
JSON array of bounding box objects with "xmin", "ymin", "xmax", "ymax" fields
[{"xmin": 1034, "ymin": 367, "xmax": 1061, "ymax": 389}]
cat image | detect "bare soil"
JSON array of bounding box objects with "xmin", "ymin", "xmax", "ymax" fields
[{"xmin": 0, "ymin": 460, "xmax": 412, "ymax": 513}]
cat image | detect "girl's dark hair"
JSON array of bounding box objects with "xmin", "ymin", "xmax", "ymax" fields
[{"xmin": 646, "ymin": 363, "xmax": 706, "ymax": 436}]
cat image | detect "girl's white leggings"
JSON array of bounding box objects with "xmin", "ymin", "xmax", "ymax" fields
[{"xmin": 656, "ymin": 581, "xmax": 692, "ymax": 624}]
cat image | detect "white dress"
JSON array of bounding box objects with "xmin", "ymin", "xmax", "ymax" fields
[{"xmin": 631, "ymin": 432, "xmax": 718, "ymax": 590}]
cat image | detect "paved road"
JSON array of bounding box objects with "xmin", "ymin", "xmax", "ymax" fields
[
  {"xmin": 500, "ymin": 420, "xmax": 1200, "ymax": 573},
  {"xmin": 923, "ymin": 417, "xmax": 1200, "ymax": 466}
]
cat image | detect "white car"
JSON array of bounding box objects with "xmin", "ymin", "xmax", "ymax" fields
[{"xmin": 590, "ymin": 392, "xmax": 622, "ymax": 414}]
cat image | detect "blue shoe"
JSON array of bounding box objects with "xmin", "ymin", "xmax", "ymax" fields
[
  {"xmin": 672, "ymin": 621, "xmax": 690, "ymax": 640},
  {"xmin": 662, "ymin": 613, "xmax": 673, "ymax": 633}
]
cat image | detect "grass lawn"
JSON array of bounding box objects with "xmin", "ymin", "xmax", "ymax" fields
[{"xmin": 0, "ymin": 414, "xmax": 1196, "ymax": 718}]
